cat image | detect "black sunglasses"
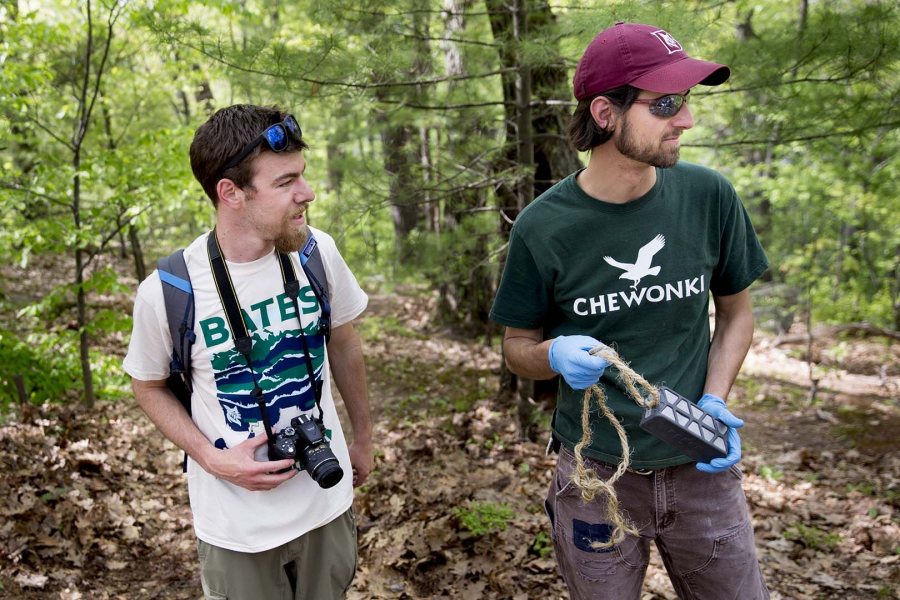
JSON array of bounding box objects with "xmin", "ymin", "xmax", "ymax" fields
[
  {"xmin": 219, "ymin": 115, "xmax": 303, "ymax": 175},
  {"xmin": 631, "ymin": 93, "xmax": 690, "ymax": 118}
]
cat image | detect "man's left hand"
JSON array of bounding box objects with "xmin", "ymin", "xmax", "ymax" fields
[
  {"xmin": 348, "ymin": 440, "xmax": 375, "ymax": 487},
  {"xmin": 695, "ymin": 393, "xmax": 744, "ymax": 473}
]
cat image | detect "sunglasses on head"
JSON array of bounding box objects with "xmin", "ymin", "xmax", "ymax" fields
[
  {"xmin": 219, "ymin": 115, "xmax": 303, "ymax": 175},
  {"xmin": 631, "ymin": 93, "xmax": 689, "ymax": 118}
]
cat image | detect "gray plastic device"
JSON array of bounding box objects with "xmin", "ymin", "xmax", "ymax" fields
[{"xmin": 639, "ymin": 386, "xmax": 728, "ymax": 463}]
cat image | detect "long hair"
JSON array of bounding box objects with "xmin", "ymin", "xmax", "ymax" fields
[{"xmin": 567, "ymin": 85, "xmax": 640, "ymax": 152}]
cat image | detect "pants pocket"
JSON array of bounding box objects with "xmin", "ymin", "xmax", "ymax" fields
[
  {"xmin": 197, "ymin": 540, "xmax": 229, "ymax": 600},
  {"xmin": 554, "ymin": 492, "xmax": 646, "ymax": 582},
  {"xmin": 549, "ymin": 449, "xmax": 648, "ymax": 588},
  {"xmin": 680, "ymin": 519, "xmax": 769, "ymax": 599},
  {"xmin": 343, "ymin": 508, "xmax": 359, "ymax": 594}
]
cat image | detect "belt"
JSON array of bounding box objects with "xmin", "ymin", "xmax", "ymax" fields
[{"xmin": 547, "ymin": 435, "xmax": 656, "ymax": 476}]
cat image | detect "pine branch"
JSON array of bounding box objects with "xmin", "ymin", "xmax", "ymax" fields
[
  {"xmin": 169, "ymin": 35, "xmax": 514, "ymax": 90},
  {"xmin": 375, "ymin": 98, "xmax": 508, "ymax": 109},
  {"xmin": 686, "ymin": 120, "xmax": 900, "ymax": 148},
  {"xmin": 394, "ymin": 32, "xmax": 500, "ymax": 48}
]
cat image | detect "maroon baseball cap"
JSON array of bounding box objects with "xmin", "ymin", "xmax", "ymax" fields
[{"xmin": 573, "ymin": 22, "xmax": 730, "ymax": 100}]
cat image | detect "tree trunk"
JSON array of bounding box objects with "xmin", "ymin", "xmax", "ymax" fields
[
  {"xmin": 374, "ymin": 0, "xmax": 431, "ymax": 266},
  {"xmin": 429, "ymin": 0, "xmax": 496, "ymax": 333},
  {"xmin": 486, "ymin": 0, "xmax": 577, "ymax": 435},
  {"xmin": 73, "ymin": 158, "xmax": 95, "ymax": 408},
  {"xmin": 512, "ymin": 0, "xmax": 534, "ymax": 212},
  {"xmin": 129, "ymin": 224, "xmax": 147, "ymax": 282},
  {"xmin": 420, "ymin": 126, "xmax": 439, "ymax": 233},
  {"xmin": 68, "ymin": 0, "xmax": 120, "ymax": 407},
  {"xmin": 14, "ymin": 374, "xmax": 27, "ymax": 405},
  {"xmin": 527, "ymin": 2, "xmax": 581, "ymax": 194},
  {"xmin": 326, "ymin": 139, "xmax": 344, "ymax": 196},
  {"xmin": 893, "ymin": 244, "xmax": 900, "ymax": 331},
  {"xmin": 380, "ymin": 122, "xmax": 422, "ymax": 263},
  {"xmin": 192, "ymin": 64, "xmax": 215, "ymax": 116}
]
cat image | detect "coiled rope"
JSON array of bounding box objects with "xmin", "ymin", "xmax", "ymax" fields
[{"xmin": 571, "ymin": 344, "xmax": 660, "ymax": 550}]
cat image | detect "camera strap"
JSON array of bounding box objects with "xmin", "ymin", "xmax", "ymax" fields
[{"xmin": 206, "ymin": 231, "xmax": 324, "ymax": 446}]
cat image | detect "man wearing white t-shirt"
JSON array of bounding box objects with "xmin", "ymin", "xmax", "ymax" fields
[{"xmin": 123, "ymin": 104, "xmax": 373, "ymax": 600}]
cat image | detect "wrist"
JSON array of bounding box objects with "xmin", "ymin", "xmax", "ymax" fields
[
  {"xmin": 548, "ymin": 337, "xmax": 562, "ymax": 373},
  {"xmin": 195, "ymin": 443, "xmax": 222, "ymax": 476},
  {"xmin": 699, "ymin": 393, "xmax": 724, "ymax": 407},
  {"xmin": 350, "ymin": 432, "xmax": 374, "ymax": 447}
]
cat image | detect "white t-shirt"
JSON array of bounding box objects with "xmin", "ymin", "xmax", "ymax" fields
[{"xmin": 123, "ymin": 227, "xmax": 368, "ymax": 552}]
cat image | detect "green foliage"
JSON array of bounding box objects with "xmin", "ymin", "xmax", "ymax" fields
[
  {"xmin": 0, "ymin": 269, "xmax": 130, "ymax": 408},
  {"xmin": 0, "ymin": 326, "xmax": 82, "ymax": 407},
  {"xmin": 682, "ymin": 0, "xmax": 900, "ymax": 329},
  {"xmin": 784, "ymin": 522, "xmax": 842, "ymax": 551},
  {"xmin": 0, "ymin": 1, "xmax": 211, "ymax": 405},
  {"xmin": 0, "ymin": 0, "xmax": 897, "ymax": 410},
  {"xmin": 356, "ymin": 313, "xmax": 426, "ymax": 341},
  {"xmin": 530, "ymin": 530, "xmax": 552, "ymax": 558},
  {"xmin": 758, "ymin": 465, "xmax": 785, "ymax": 481},
  {"xmin": 453, "ymin": 500, "xmax": 515, "ymax": 537},
  {"xmin": 845, "ymin": 482, "xmax": 900, "ymax": 506}
]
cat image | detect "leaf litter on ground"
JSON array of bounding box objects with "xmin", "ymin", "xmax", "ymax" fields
[{"xmin": 0, "ymin": 290, "xmax": 897, "ymax": 599}]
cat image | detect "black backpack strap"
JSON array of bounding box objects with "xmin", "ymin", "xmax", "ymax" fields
[
  {"xmin": 157, "ymin": 250, "xmax": 196, "ymax": 414},
  {"xmin": 299, "ymin": 232, "xmax": 331, "ymax": 342}
]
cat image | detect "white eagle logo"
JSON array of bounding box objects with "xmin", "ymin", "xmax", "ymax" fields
[{"xmin": 603, "ymin": 234, "xmax": 666, "ymax": 289}]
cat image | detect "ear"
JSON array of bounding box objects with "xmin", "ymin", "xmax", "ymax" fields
[
  {"xmin": 589, "ymin": 96, "xmax": 617, "ymax": 131},
  {"xmin": 216, "ymin": 178, "xmax": 245, "ymax": 209}
]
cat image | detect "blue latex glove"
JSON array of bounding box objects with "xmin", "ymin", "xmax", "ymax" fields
[
  {"xmin": 548, "ymin": 335, "xmax": 610, "ymax": 390},
  {"xmin": 696, "ymin": 393, "xmax": 744, "ymax": 473}
]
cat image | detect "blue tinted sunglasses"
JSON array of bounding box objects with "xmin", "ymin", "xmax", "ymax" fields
[
  {"xmin": 220, "ymin": 115, "xmax": 302, "ymax": 174},
  {"xmin": 631, "ymin": 93, "xmax": 689, "ymax": 118}
]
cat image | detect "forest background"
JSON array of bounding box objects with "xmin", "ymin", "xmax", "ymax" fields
[{"xmin": 0, "ymin": 0, "xmax": 897, "ymax": 598}]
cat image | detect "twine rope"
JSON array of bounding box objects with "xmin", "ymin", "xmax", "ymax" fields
[{"xmin": 570, "ymin": 344, "xmax": 660, "ymax": 550}]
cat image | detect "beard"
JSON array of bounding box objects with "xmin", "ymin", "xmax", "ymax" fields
[
  {"xmin": 242, "ymin": 186, "xmax": 310, "ymax": 253},
  {"xmin": 615, "ymin": 117, "xmax": 681, "ymax": 168},
  {"xmin": 274, "ymin": 221, "xmax": 309, "ymax": 253}
]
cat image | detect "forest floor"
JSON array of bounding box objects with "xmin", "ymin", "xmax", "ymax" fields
[{"xmin": 0, "ymin": 284, "xmax": 898, "ymax": 599}]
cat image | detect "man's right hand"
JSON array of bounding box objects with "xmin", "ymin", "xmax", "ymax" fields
[
  {"xmin": 201, "ymin": 434, "xmax": 297, "ymax": 491},
  {"xmin": 548, "ymin": 335, "xmax": 610, "ymax": 390}
]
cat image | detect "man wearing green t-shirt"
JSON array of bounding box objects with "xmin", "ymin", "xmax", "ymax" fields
[{"xmin": 490, "ymin": 23, "xmax": 770, "ymax": 599}]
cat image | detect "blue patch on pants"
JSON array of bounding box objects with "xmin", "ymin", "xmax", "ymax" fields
[{"xmin": 573, "ymin": 519, "xmax": 615, "ymax": 553}]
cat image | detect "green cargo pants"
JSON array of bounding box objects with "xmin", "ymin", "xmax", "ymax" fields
[{"xmin": 197, "ymin": 509, "xmax": 357, "ymax": 600}]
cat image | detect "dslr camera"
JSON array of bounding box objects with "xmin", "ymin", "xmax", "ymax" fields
[{"xmin": 271, "ymin": 414, "xmax": 344, "ymax": 489}]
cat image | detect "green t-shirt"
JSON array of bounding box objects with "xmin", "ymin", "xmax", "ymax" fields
[{"xmin": 490, "ymin": 162, "xmax": 768, "ymax": 468}]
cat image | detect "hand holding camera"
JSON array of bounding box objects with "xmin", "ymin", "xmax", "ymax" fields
[
  {"xmin": 201, "ymin": 434, "xmax": 297, "ymax": 492},
  {"xmin": 271, "ymin": 414, "xmax": 344, "ymax": 489}
]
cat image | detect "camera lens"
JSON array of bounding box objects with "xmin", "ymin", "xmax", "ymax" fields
[
  {"xmin": 300, "ymin": 445, "xmax": 344, "ymax": 488},
  {"xmin": 311, "ymin": 457, "xmax": 344, "ymax": 489}
]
